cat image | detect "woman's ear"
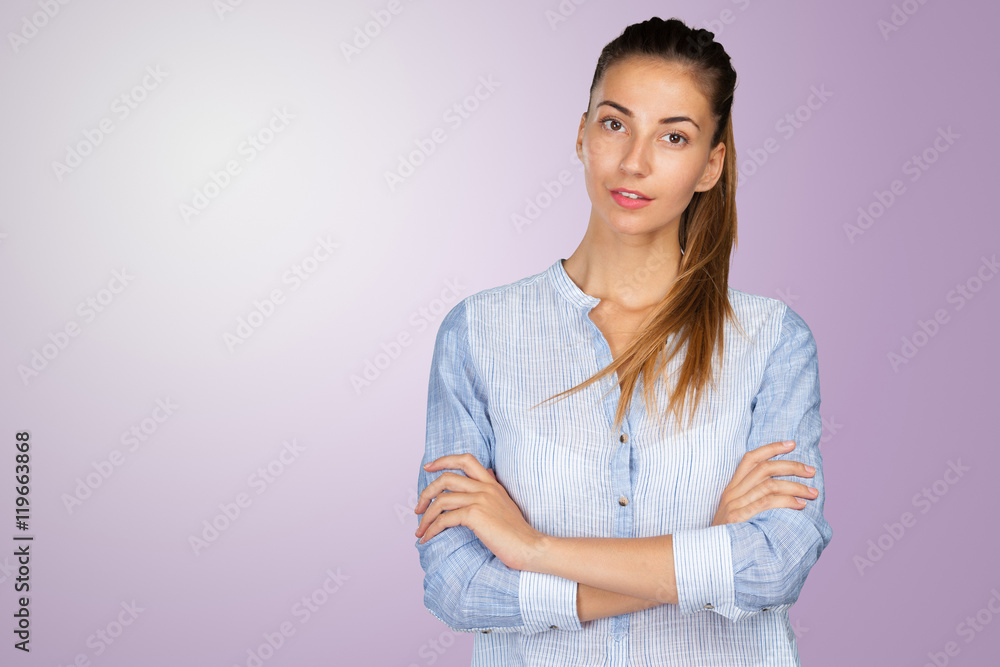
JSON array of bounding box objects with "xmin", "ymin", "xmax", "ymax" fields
[{"xmin": 695, "ymin": 141, "xmax": 726, "ymax": 192}]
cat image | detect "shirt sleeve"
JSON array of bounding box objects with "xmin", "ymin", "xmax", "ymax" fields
[
  {"xmin": 415, "ymin": 297, "xmax": 583, "ymax": 635},
  {"xmin": 672, "ymin": 302, "xmax": 834, "ymax": 623}
]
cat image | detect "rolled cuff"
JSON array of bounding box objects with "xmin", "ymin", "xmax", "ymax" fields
[
  {"xmin": 673, "ymin": 524, "xmax": 760, "ymax": 624},
  {"xmin": 518, "ymin": 570, "xmax": 583, "ymax": 634}
]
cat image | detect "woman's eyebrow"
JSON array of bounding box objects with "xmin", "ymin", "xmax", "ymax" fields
[{"xmin": 596, "ymin": 100, "xmax": 701, "ymax": 131}]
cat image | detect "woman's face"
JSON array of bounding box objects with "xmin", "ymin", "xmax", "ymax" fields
[{"xmin": 576, "ymin": 56, "xmax": 725, "ymax": 240}]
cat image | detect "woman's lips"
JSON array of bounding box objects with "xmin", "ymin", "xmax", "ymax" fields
[{"xmin": 610, "ymin": 188, "xmax": 653, "ymax": 209}]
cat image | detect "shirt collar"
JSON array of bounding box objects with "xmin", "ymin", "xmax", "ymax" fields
[{"xmin": 547, "ymin": 258, "xmax": 601, "ymax": 311}]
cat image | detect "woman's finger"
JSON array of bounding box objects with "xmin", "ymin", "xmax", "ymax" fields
[
  {"xmin": 424, "ymin": 452, "xmax": 492, "ymax": 482},
  {"xmin": 414, "ymin": 470, "xmax": 480, "ymax": 514},
  {"xmin": 415, "ymin": 489, "xmax": 473, "ymax": 538},
  {"xmin": 730, "ymin": 478, "xmax": 817, "ymax": 511},
  {"xmin": 418, "ymin": 505, "xmax": 472, "ymax": 544},
  {"xmin": 730, "ymin": 459, "xmax": 816, "ymax": 497},
  {"xmin": 723, "ymin": 451, "xmax": 815, "ymax": 501},
  {"xmin": 721, "ymin": 490, "xmax": 810, "ymax": 524},
  {"xmin": 718, "ymin": 481, "xmax": 815, "ymax": 524},
  {"xmin": 727, "ymin": 440, "xmax": 795, "ymax": 488},
  {"xmin": 713, "ymin": 469, "xmax": 819, "ymax": 526}
]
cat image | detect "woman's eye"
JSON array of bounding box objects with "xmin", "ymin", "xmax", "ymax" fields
[
  {"xmin": 601, "ymin": 118, "xmax": 625, "ymax": 133},
  {"xmin": 663, "ymin": 132, "xmax": 688, "ymax": 145}
]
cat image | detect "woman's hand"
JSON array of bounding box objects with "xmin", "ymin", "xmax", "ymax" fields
[
  {"xmin": 711, "ymin": 440, "xmax": 818, "ymax": 526},
  {"xmin": 414, "ymin": 453, "xmax": 545, "ymax": 572}
]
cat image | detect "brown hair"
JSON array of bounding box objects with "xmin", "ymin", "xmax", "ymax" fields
[{"xmin": 533, "ymin": 16, "xmax": 748, "ymax": 438}]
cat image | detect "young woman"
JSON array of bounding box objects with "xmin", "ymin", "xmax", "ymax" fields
[{"xmin": 413, "ymin": 16, "xmax": 832, "ymax": 666}]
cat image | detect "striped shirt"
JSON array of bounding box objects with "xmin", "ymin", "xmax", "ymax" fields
[{"xmin": 415, "ymin": 258, "xmax": 833, "ymax": 666}]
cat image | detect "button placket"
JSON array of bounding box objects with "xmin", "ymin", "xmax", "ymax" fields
[
  {"xmin": 610, "ymin": 421, "xmax": 634, "ymax": 638},
  {"xmin": 616, "ymin": 428, "xmax": 632, "ymax": 509}
]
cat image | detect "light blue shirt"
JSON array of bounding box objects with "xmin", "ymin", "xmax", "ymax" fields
[{"xmin": 415, "ymin": 258, "xmax": 833, "ymax": 666}]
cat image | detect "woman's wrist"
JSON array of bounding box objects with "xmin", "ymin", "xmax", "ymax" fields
[{"xmin": 576, "ymin": 582, "xmax": 664, "ymax": 623}]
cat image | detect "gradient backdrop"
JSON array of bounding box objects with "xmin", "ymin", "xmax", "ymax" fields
[{"xmin": 1, "ymin": 0, "xmax": 998, "ymax": 665}]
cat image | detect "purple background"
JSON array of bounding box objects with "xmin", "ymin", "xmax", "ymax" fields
[{"xmin": 1, "ymin": 0, "xmax": 997, "ymax": 665}]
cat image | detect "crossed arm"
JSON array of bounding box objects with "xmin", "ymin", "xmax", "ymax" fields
[
  {"xmin": 419, "ymin": 436, "xmax": 816, "ymax": 624},
  {"xmin": 416, "ymin": 299, "xmax": 832, "ymax": 632},
  {"xmin": 577, "ymin": 582, "xmax": 665, "ymax": 622},
  {"xmin": 530, "ymin": 442, "xmax": 815, "ymax": 622}
]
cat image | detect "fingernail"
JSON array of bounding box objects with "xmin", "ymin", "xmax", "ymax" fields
[
  {"xmin": 784, "ymin": 441, "xmax": 795, "ymax": 448},
  {"xmin": 804, "ymin": 465, "xmax": 815, "ymax": 473},
  {"xmin": 423, "ymin": 462, "xmax": 431, "ymax": 468}
]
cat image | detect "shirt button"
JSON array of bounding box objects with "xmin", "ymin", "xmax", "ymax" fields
[
  {"xmin": 620, "ymin": 433, "xmax": 629, "ymax": 443},
  {"xmin": 549, "ymin": 624, "xmax": 558, "ymax": 629},
  {"xmin": 703, "ymin": 603, "xmax": 714, "ymax": 610},
  {"xmin": 618, "ymin": 496, "xmax": 628, "ymax": 506}
]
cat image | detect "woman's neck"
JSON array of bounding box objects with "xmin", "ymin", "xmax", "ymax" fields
[{"xmin": 563, "ymin": 230, "xmax": 682, "ymax": 312}]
